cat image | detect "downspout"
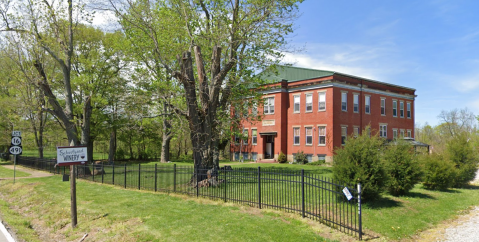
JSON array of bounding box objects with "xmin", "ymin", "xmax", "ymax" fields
[{"xmin": 360, "ymin": 79, "xmax": 363, "ymax": 134}]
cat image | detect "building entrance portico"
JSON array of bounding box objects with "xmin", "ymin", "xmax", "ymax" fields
[{"xmin": 260, "ymin": 132, "xmax": 276, "ymax": 159}]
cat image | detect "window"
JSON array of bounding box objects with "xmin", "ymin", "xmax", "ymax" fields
[
  {"xmin": 353, "ymin": 126, "xmax": 360, "ymax": 137},
  {"xmin": 243, "ymin": 152, "xmax": 249, "ymax": 160},
  {"xmin": 407, "ymin": 103, "xmax": 411, "ymax": 118},
  {"xmin": 353, "ymin": 94, "xmax": 359, "ymax": 113},
  {"xmin": 305, "ymin": 94, "xmax": 313, "ymax": 112},
  {"xmin": 234, "ymin": 134, "xmax": 240, "ymax": 143},
  {"xmin": 341, "ymin": 92, "xmax": 347, "ymax": 111},
  {"xmin": 252, "ymin": 129, "xmax": 257, "ymax": 145},
  {"xmin": 252, "ymin": 104, "xmax": 258, "ymax": 116},
  {"xmin": 381, "ymin": 98, "xmax": 386, "ymax": 115},
  {"xmin": 392, "ymin": 100, "xmax": 397, "ymax": 117},
  {"xmin": 400, "ymin": 129, "xmax": 405, "ymax": 137},
  {"xmin": 293, "ymin": 95, "xmax": 300, "ymax": 113},
  {"xmin": 318, "ymin": 92, "xmax": 326, "ymax": 111},
  {"xmin": 252, "ymin": 152, "xmax": 258, "ymax": 161},
  {"xmin": 305, "ymin": 127, "xmax": 312, "ymax": 145},
  {"xmin": 365, "ymin": 96, "xmax": 370, "ymax": 114},
  {"xmin": 293, "ymin": 127, "xmax": 300, "ymax": 145},
  {"xmin": 380, "ymin": 124, "xmax": 387, "ymax": 138},
  {"xmin": 234, "ymin": 152, "xmax": 240, "ymax": 161},
  {"xmin": 264, "ymin": 97, "xmax": 275, "ymax": 114},
  {"xmin": 400, "ymin": 101, "xmax": 404, "ymax": 118},
  {"xmin": 318, "ymin": 126, "xmax": 326, "ymax": 145},
  {"xmin": 306, "ymin": 154, "xmax": 313, "ymax": 163},
  {"xmin": 341, "ymin": 126, "xmax": 347, "ymax": 145},
  {"xmin": 317, "ymin": 154, "xmax": 326, "ymax": 161},
  {"xmin": 407, "ymin": 130, "xmax": 412, "ymax": 138},
  {"xmin": 243, "ymin": 129, "xmax": 248, "ymax": 144},
  {"xmin": 393, "ymin": 129, "xmax": 398, "ymax": 139}
]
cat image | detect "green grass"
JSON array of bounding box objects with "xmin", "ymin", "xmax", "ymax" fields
[
  {"xmin": 0, "ymin": 165, "xmax": 31, "ymax": 178},
  {"xmin": 0, "ymin": 176, "xmax": 334, "ymax": 242}
]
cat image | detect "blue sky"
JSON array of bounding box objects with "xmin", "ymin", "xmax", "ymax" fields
[{"xmin": 285, "ymin": 0, "xmax": 479, "ymax": 126}]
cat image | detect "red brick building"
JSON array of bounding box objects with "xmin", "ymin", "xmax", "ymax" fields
[{"xmin": 231, "ymin": 66, "xmax": 416, "ymax": 163}]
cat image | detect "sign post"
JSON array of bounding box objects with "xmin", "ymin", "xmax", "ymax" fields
[
  {"xmin": 9, "ymin": 131, "xmax": 22, "ymax": 184},
  {"xmin": 56, "ymin": 146, "xmax": 88, "ymax": 228}
]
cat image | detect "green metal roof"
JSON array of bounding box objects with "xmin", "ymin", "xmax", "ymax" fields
[{"xmin": 259, "ymin": 65, "xmax": 335, "ymax": 83}]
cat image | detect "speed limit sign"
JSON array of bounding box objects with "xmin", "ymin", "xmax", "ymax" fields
[{"xmin": 11, "ymin": 136, "xmax": 22, "ymax": 146}]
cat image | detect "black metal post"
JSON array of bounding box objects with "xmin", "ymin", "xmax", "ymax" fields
[
  {"xmin": 138, "ymin": 164, "xmax": 141, "ymax": 190},
  {"xmin": 124, "ymin": 164, "xmax": 127, "ymax": 189},
  {"xmin": 224, "ymin": 166, "xmax": 227, "ymax": 202},
  {"xmin": 358, "ymin": 183, "xmax": 362, "ymax": 240},
  {"xmin": 301, "ymin": 169, "xmax": 305, "ymax": 218},
  {"xmin": 101, "ymin": 163, "xmax": 104, "ymax": 184},
  {"xmin": 112, "ymin": 164, "xmax": 115, "ymax": 185},
  {"xmin": 154, "ymin": 164, "xmax": 158, "ymax": 192},
  {"xmin": 92, "ymin": 163, "xmax": 95, "ymax": 182},
  {"xmin": 173, "ymin": 164, "xmax": 177, "ymax": 192},
  {"xmin": 258, "ymin": 167, "xmax": 261, "ymax": 209},
  {"xmin": 196, "ymin": 166, "xmax": 199, "ymax": 198}
]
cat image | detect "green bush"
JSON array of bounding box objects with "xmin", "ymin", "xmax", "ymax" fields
[
  {"xmin": 420, "ymin": 153, "xmax": 456, "ymax": 190},
  {"xmin": 333, "ymin": 130, "xmax": 386, "ymax": 202},
  {"xmin": 447, "ymin": 133, "xmax": 478, "ymax": 187},
  {"xmin": 305, "ymin": 160, "xmax": 325, "ymax": 166},
  {"xmin": 295, "ymin": 151, "xmax": 308, "ymax": 164},
  {"xmin": 383, "ymin": 140, "xmax": 422, "ymax": 196},
  {"xmin": 278, "ymin": 151, "xmax": 287, "ymax": 163}
]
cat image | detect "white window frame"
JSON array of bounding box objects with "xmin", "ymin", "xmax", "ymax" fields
[
  {"xmin": 341, "ymin": 92, "xmax": 347, "ymax": 111},
  {"xmin": 365, "ymin": 95, "xmax": 371, "ymax": 114},
  {"xmin": 379, "ymin": 124, "xmax": 387, "ymax": 138},
  {"xmin": 353, "ymin": 93, "xmax": 359, "ymax": 113},
  {"xmin": 305, "ymin": 127, "xmax": 313, "ymax": 145},
  {"xmin": 392, "ymin": 100, "xmax": 397, "ymax": 117},
  {"xmin": 393, "ymin": 129, "xmax": 398, "ymax": 139},
  {"xmin": 318, "ymin": 126, "xmax": 326, "ymax": 146},
  {"xmin": 264, "ymin": 97, "xmax": 275, "ymax": 114},
  {"xmin": 318, "ymin": 92, "xmax": 326, "ymax": 111},
  {"xmin": 400, "ymin": 129, "xmax": 405, "ymax": 138},
  {"xmin": 400, "ymin": 101, "xmax": 404, "ymax": 118},
  {"xmin": 353, "ymin": 126, "xmax": 360, "ymax": 137},
  {"xmin": 252, "ymin": 129, "xmax": 257, "ymax": 145},
  {"xmin": 380, "ymin": 98, "xmax": 386, "ymax": 116},
  {"xmin": 341, "ymin": 126, "xmax": 347, "ymax": 145},
  {"xmin": 293, "ymin": 95, "xmax": 300, "ymax": 113},
  {"xmin": 243, "ymin": 129, "xmax": 248, "ymax": 145},
  {"xmin": 407, "ymin": 130, "xmax": 412, "ymax": 138},
  {"xmin": 305, "ymin": 93, "xmax": 313, "ymax": 112},
  {"xmin": 293, "ymin": 127, "xmax": 300, "ymax": 145},
  {"xmin": 407, "ymin": 102, "xmax": 411, "ymax": 118}
]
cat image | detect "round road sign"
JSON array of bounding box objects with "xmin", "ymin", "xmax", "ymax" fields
[
  {"xmin": 9, "ymin": 146, "xmax": 22, "ymax": 155},
  {"xmin": 11, "ymin": 136, "xmax": 21, "ymax": 146}
]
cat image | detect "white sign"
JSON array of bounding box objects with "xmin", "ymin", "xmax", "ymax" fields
[
  {"xmin": 342, "ymin": 187, "xmax": 353, "ymax": 201},
  {"xmin": 11, "ymin": 137, "xmax": 22, "ymax": 146},
  {"xmin": 12, "ymin": 131, "xmax": 21, "ymax": 137},
  {"xmin": 57, "ymin": 146, "xmax": 88, "ymax": 165},
  {"xmin": 9, "ymin": 146, "xmax": 22, "ymax": 155}
]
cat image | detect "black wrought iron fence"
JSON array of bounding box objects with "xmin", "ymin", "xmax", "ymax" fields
[{"xmin": 16, "ymin": 156, "xmax": 362, "ymax": 239}]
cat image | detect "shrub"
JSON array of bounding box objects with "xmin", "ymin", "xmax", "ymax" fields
[
  {"xmin": 295, "ymin": 151, "xmax": 308, "ymax": 164},
  {"xmin": 333, "ymin": 130, "xmax": 386, "ymax": 202},
  {"xmin": 305, "ymin": 160, "xmax": 325, "ymax": 166},
  {"xmin": 420, "ymin": 153, "xmax": 456, "ymax": 190},
  {"xmin": 278, "ymin": 151, "xmax": 287, "ymax": 163},
  {"xmin": 383, "ymin": 140, "xmax": 422, "ymax": 196},
  {"xmin": 446, "ymin": 133, "xmax": 479, "ymax": 187}
]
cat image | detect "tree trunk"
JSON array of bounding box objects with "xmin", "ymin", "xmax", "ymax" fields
[
  {"xmin": 129, "ymin": 135, "xmax": 133, "ymax": 159},
  {"xmin": 81, "ymin": 96, "xmax": 92, "ymax": 162},
  {"xmin": 108, "ymin": 128, "xmax": 117, "ymax": 163},
  {"xmin": 161, "ymin": 104, "xmax": 173, "ymax": 163}
]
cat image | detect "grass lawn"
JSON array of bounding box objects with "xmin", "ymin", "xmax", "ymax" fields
[
  {"xmin": 0, "ymin": 176, "xmax": 336, "ymax": 242},
  {"xmin": 0, "ymin": 165, "xmax": 31, "ymax": 178}
]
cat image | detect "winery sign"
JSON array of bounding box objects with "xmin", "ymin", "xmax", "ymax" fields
[{"xmin": 56, "ymin": 146, "xmax": 88, "ymax": 166}]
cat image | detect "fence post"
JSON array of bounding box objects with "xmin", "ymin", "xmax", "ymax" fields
[
  {"xmin": 101, "ymin": 163, "xmax": 104, "ymax": 184},
  {"xmin": 138, "ymin": 164, "xmax": 141, "ymax": 190},
  {"xmin": 196, "ymin": 166, "xmax": 199, "ymax": 198},
  {"xmin": 258, "ymin": 167, "xmax": 261, "ymax": 209},
  {"xmin": 124, "ymin": 164, "xmax": 127, "ymax": 189},
  {"xmin": 92, "ymin": 163, "xmax": 95, "ymax": 182},
  {"xmin": 301, "ymin": 169, "xmax": 305, "ymax": 218},
  {"xmin": 224, "ymin": 167, "xmax": 227, "ymax": 202},
  {"xmin": 112, "ymin": 164, "xmax": 115, "ymax": 185},
  {"xmin": 154, "ymin": 164, "xmax": 158, "ymax": 192},
  {"xmin": 173, "ymin": 164, "xmax": 177, "ymax": 192},
  {"xmin": 358, "ymin": 183, "xmax": 362, "ymax": 240}
]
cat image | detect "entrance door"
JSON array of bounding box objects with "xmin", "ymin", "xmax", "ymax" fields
[{"xmin": 264, "ymin": 135, "xmax": 274, "ymax": 159}]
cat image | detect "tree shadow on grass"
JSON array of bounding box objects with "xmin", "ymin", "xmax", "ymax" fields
[
  {"xmin": 401, "ymin": 191, "xmax": 436, "ymax": 200},
  {"xmin": 363, "ymin": 197, "xmax": 401, "ymax": 209}
]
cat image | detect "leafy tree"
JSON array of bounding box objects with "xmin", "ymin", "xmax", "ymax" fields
[
  {"xmin": 446, "ymin": 133, "xmax": 478, "ymax": 187},
  {"xmin": 333, "ymin": 128, "xmax": 386, "ymax": 202},
  {"xmin": 420, "ymin": 153, "xmax": 456, "ymax": 190},
  {"xmin": 383, "ymin": 140, "xmax": 422, "ymax": 196}
]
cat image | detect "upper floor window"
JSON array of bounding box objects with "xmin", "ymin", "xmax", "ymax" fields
[
  {"xmin": 380, "ymin": 98, "xmax": 386, "ymax": 115},
  {"xmin": 318, "ymin": 126, "xmax": 326, "ymax": 145},
  {"xmin": 318, "ymin": 92, "xmax": 326, "ymax": 111},
  {"xmin": 379, "ymin": 124, "xmax": 387, "ymax": 138},
  {"xmin": 252, "ymin": 129, "xmax": 257, "ymax": 145},
  {"xmin": 341, "ymin": 92, "xmax": 347, "ymax": 111},
  {"xmin": 293, "ymin": 95, "xmax": 300, "ymax": 113},
  {"xmin": 353, "ymin": 94, "xmax": 359, "ymax": 113},
  {"xmin": 305, "ymin": 94, "xmax": 313, "ymax": 112},
  {"xmin": 264, "ymin": 97, "xmax": 275, "ymax": 114},
  {"xmin": 365, "ymin": 96, "xmax": 370, "ymax": 114},
  {"xmin": 400, "ymin": 101, "xmax": 404, "ymax": 118},
  {"xmin": 305, "ymin": 127, "xmax": 312, "ymax": 145},
  {"xmin": 293, "ymin": 127, "xmax": 300, "ymax": 145},
  {"xmin": 252, "ymin": 104, "xmax": 258, "ymax": 116},
  {"xmin": 392, "ymin": 100, "xmax": 397, "ymax": 117},
  {"xmin": 407, "ymin": 102, "xmax": 411, "ymax": 118}
]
